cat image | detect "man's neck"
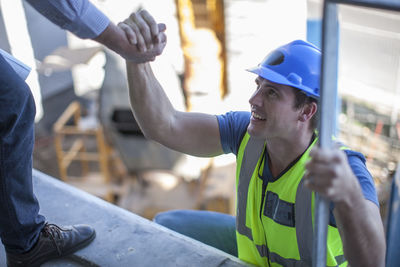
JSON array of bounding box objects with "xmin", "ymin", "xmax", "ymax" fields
[{"xmin": 266, "ymin": 130, "xmax": 314, "ymax": 177}]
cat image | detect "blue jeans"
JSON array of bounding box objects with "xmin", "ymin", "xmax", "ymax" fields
[
  {"xmin": 0, "ymin": 54, "xmax": 45, "ymax": 253},
  {"xmin": 154, "ymin": 210, "xmax": 238, "ymax": 257}
]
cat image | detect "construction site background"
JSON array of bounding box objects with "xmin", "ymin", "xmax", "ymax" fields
[{"xmin": 12, "ymin": 0, "xmax": 398, "ymax": 222}]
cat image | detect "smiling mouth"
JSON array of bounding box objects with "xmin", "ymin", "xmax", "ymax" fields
[{"xmin": 252, "ymin": 112, "xmax": 266, "ymax": 121}]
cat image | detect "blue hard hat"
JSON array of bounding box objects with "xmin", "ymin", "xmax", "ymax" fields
[{"xmin": 247, "ymin": 40, "xmax": 321, "ymax": 98}]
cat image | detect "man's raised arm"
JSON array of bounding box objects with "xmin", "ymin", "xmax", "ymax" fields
[{"xmin": 122, "ymin": 10, "xmax": 224, "ymax": 157}]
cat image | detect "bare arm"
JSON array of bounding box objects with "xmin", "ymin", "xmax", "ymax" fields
[
  {"xmin": 126, "ymin": 61, "xmax": 224, "ymax": 157},
  {"xmin": 121, "ymin": 10, "xmax": 223, "ymax": 157},
  {"xmin": 334, "ymin": 191, "xmax": 385, "ymax": 267},
  {"xmin": 305, "ymin": 149, "xmax": 386, "ymax": 267}
]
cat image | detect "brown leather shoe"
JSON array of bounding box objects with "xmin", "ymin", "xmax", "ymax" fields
[{"xmin": 6, "ymin": 223, "xmax": 96, "ymax": 267}]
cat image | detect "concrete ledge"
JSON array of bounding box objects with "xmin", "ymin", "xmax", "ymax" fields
[{"xmin": 0, "ymin": 170, "xmax": 248, "ymax": 267}]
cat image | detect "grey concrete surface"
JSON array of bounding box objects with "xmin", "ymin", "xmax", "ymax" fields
[{"xmin": 0, "ymin": 170, "xmax": 248, "ymax": 267}]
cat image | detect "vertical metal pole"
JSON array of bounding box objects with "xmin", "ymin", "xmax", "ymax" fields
[
  {"xmin": 390, "ymin": 56, "xmax": 400, "ymax": 139},
  {"xmin": 313, "ymin": 1, "xmax": 339, "ymax": 267}
]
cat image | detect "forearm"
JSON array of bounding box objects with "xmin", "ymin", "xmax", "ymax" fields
[
  {"xmin": 123, "ymin": 10, "xmax": 221, "ymax": 156},
  {"xmin": 334, "ymin": 188, "xmax": 386, "ymax": 267},
  {"xmin": 126, "ymin": 61, "xmax": 223, "ymax": 157},
  {"xmin": 126, "ymin": 61, "xmax": 176, "ymax": 142}
]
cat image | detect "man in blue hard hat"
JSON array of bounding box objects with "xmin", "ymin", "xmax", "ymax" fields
[{"xmin": 120, "ymin": 10, "xmax": 385, "ymax": 267}]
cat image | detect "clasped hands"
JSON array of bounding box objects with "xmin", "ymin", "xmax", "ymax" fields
[{"xmin": 118, "ymin": 9, "xmax": 167, "ymax": 63}]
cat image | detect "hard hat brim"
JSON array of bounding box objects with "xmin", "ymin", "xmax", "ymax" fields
[{"xmin": 246, "ymin": 65, "xmax": 319, "ymax": 99}]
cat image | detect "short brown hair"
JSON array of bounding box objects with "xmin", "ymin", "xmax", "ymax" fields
[{"xmin": 292, "ymin": 88, "xmax": 318, "ymax": 130}]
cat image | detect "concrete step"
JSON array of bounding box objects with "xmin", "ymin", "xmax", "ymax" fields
[{"xmin": 0, "ymin": 169, "xmax": 248, "ymax": 267}]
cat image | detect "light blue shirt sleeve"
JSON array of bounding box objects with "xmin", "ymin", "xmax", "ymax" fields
[
  {"xmin": 345, "ymin": 150, "xmax": 379, "ymax": 206},
  {"xmin": 330, "ymin": 150, "xmax": 379, "ymax": 226},
  {"xmin": 26, "ymin": 0, "xmax": 110, "ymax": 39}
]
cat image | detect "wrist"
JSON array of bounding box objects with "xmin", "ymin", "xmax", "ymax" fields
[
  {"xmin": 94, "ymin": 22, "xmax": 126, "ymax": 55},
  {"xmin": 126, "ymin": 60, "xmax": 153, "ymax": 83},
  {"xmin": 335, "ymin": 181, "xmax": 364, "ymax": 211},
  {"xmin": 126, "ymin": 60, "xmax": 151, "ymax": 73}
]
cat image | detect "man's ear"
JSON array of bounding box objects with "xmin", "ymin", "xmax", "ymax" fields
[{"xmin": 299, "ymin": 102, "xmax": 317, "ymax": 122}]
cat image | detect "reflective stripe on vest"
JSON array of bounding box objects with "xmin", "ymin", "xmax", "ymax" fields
[
  {"xmin": 236, "ymin": 136, "xmax": 264, "ymax": 241},
  {"xmin": 236, "ymin": 133, "xmax": 347, "ymax": 267}
]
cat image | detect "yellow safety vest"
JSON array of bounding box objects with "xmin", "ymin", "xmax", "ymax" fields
[{"xmin": 235, "ymin": 132, "xmax": 347, "ymax": 267}]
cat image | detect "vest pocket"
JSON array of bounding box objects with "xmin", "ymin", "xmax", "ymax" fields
[{"xmin": 264, "ymin": 191, "xmax": 295, "ymax": 227}]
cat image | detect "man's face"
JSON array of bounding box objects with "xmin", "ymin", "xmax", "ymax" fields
[{"xmin": 247, "ymin": 76, "xmax": 302, "ymax": 140}]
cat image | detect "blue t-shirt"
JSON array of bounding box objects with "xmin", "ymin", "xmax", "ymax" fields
[{"xmin": 216, "ymin": 111, "xmax": 379, "ymax": 225}]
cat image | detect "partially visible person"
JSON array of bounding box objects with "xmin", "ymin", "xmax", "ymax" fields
[{"xmin": 1, "ymin": 2, "xmax": 164, "ymax": 266}]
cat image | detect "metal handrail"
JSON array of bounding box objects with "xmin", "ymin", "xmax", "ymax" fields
[
  {"xmin": 315, "ymin": 1, "xmax": 400, "ymax": 266},
  {"xmin": 331, "ymin": 0, "xmax": 400, "ymax": 10}
]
